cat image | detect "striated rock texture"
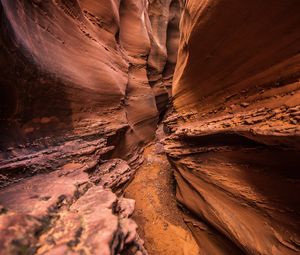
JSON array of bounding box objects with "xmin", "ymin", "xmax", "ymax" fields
[
  {"xmin": 164, "ymin": 0, "xmax": 300, "ymax": 254},
  {"xmin": 0, "ymin": 0, "xmax": 181, "ymax": 185},
  {"xmin": 0, "ymin": 0, "xmax": 180, "ymax": 254}
]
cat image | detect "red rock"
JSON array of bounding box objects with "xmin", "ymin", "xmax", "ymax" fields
[
  {"xmin": 1, "ymin": 0, "xmax": 300, "ymax": 254},
  {"xmin": 164, "ymin": 0, "xmax": 300, "ymax": 254}
]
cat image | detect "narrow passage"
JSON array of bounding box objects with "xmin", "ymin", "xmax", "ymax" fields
[{"xmin": 125, "ymin": 139, "xmax": 199, "ymax": 255}]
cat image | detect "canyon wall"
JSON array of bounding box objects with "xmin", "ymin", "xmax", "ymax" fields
[
  {"xmin": 0, "ymin": 0, "xmax": 180, "ymax": 254},
  {"xmin": 1, "ymin": 0, "xmax": 300, "ymax": 254},
  {"xmin": 0, "ymin": 0, "xmax": 181, "ymax": 185},
  {"xmin": 164, "ymin": 0, "xmax": 300, "ymax": 254}
]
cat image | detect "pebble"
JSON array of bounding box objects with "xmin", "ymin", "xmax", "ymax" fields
[{"xmin": 240, "ymin": 102, "xmax": 250, "ymax": 108}]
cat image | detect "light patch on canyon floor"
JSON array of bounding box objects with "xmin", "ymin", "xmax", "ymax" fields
[{"xmin": 125, "ymin": 143, "xmax": 199, "ymax": 255}]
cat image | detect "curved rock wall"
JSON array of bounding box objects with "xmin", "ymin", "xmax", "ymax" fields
[
  {"xmin": 164, "ymin": 0, "xmax": 300, "ymax": 254},
  {"xmin": 0, "ymin": 1, "xmax": 180, "ymax": 254},
  {"xmin": 0, "ymin": 0, "xmax": 180, "ymax": 184}
]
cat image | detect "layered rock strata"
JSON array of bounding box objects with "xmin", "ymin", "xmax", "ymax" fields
[
  {"xmin": 0, "ymin": 0, "xmax": 180, "ymax": 254},
  {"xmin": 164, "ymin": 0, "xmax": 300, "ymax": 254},
  {"xmin": 0, "ymin": 0, "xmax": 180, "ymax": 185}
]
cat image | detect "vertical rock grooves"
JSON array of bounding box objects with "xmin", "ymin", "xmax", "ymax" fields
[
  {"xmin": 146, "ymin": 0, "xmax": 182, "ymax": 117},
  {"xmin": 163, "ymin": 0, "xmax": 300, "ymax": 254}
]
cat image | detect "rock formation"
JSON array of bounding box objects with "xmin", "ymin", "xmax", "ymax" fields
[
  {"xmin": 163, "ymin": 0, "xmax": 300, "ymax": 254},
  {"xmin": 0, "ymin": 0, "xmax": 180, "ymax": 254},
  {"xmin": 1, "ymin": 0, "xmax": 300, "ymax": 254}
]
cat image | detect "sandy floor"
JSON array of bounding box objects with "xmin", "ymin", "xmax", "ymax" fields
[{"xmin": 125, "ymin": 143, "xmax": 199, "ymax": 255}]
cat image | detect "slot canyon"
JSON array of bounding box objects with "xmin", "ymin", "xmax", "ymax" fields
[{"xmin": 0, "ymin": 0, "xmax": 299, "ymax": 254}]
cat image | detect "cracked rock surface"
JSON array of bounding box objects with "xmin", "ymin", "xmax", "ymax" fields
[{"xmin": 0, "ymin": 160, "xmax": 146, "ymax": 254}]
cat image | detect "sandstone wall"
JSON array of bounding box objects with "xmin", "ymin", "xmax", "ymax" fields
[
  {"xmin": 164, "ymin": 0, "xmax": 300, "ymax": 254},
  {"xmin": 0, "ymin": 1, "xmax": 180, "ymax": 254},
  {"xmin": 0, "ymin": 0, "xmax": 180, "ymax": 185}
]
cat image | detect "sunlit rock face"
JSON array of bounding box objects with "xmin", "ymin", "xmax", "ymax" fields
[
  {"xmin": 0, "ymin": 0, "xmax": 180, "ymax": 254},
  {"xmin": 164, "ymin": 0, "xmax": 300, "ymax": 254}
]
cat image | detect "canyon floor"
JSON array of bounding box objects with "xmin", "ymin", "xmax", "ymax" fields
[{"xmin": 125, "ymin": 140, "xmax": 199, "ymax": 255}]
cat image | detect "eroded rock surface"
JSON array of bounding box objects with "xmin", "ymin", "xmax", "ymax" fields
[
  {"xmin": 0, "ymin": 0, "xmax": 181, "ymax": 184},
  {"xmin": 164, "ymin": 0, "xmax": 300, "ymax": 254},
  {"xmin": 0, "ymin": 0, "xmax": 180, "ymax": 254},
  {"xmin": 0, "ymin": 160, "xmax": 146, "ymax": 254}
]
